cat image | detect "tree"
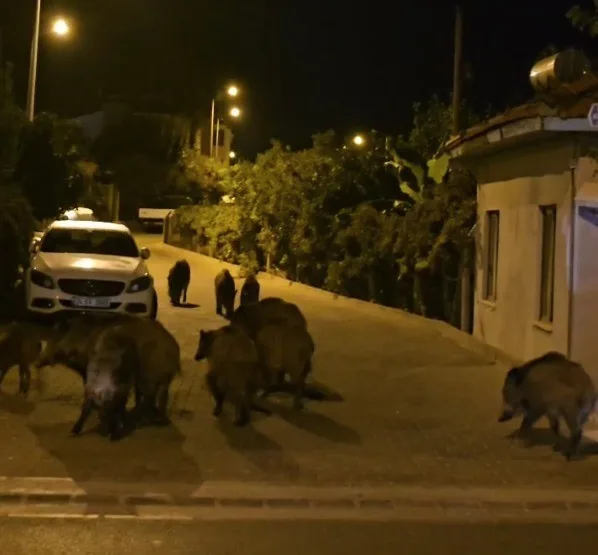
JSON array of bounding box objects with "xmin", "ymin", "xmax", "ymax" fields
[
  {"xmin": 401, "ymin": 95, "xmax": 479, "ymax": 161},
  {"xmin": 14, "ymin": 114, "xmax": 88, "ymax": 220},
  {"xmin": 0, "ymin": 62, "xmax": 26, "ymax": 175},
  {"xmin": 167, "ymin": 98, "xmax": 480, "ymax": 328},
  {"xmin": 92, "ymin": 112, "xmax": 194, "ymax": 217},
  {"xmin": 567, "ymin": 2, "xmax": 598, "ymax": 36},
  {"xmin": 0, "ymin": 185, "xmax": 35, "ymax": 320}
]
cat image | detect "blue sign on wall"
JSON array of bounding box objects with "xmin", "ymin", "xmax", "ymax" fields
[
  {"xmin": 579, "ymin": 205, "xmax": 598, "ymax": 227},
  {"xmin": 588, "ymin": 103, "xmax": 598, "ymax": 128}
]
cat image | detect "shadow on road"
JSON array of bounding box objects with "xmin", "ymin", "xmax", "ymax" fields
[
  {"xmin": 174, "ymin": 303, "xmax": 200, "ymax": 309},
  {"xmin": 0, "ymin": 391, "xmax": 36, "ymax": 416},
  {"xmin": 505, "ymin": 427, "xmax": 598, "ymax": 460},
  {"xmin": 29, "ymin": 419, "xmax": 202, "ymax": 488},
  {"xmin": 216, "ymin": 418, "xmax": 301, "ymax": 480},
  {"xmin": 272, "ymin": 405, "xmax": 361, "ymax": 445}
]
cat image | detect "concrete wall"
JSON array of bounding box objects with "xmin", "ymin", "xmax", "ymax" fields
[
  {"xmin": 469, "ymin": 138, "xmax": 575, "ymax": 363},
  {"xmin": 570, "ymin": 155, "xmax": 598, "ymax": 381}
]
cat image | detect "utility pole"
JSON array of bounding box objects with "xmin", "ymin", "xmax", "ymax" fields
[
  {"xmin": 452, "ymin": 3, "xmax": 463, "ymax": 136},
  {"xmin": 26, "ymin": 0, "xmax": 42, "ymax": 122},
  {"xmin": 452, "ymin": 3, "xmax": 472, "ymax": 334}
]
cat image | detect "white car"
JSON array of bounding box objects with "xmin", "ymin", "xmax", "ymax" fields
[{"xmin": 27, "ymin": 220, "xmax": 157, "ymax": 320}]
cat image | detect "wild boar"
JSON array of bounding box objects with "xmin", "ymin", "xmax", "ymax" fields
[
  {"xmin": 168, "ymin": 259, "xmax": 191, "ymax": 306},
  {"xmin": 215, "ymin": 269, "xmax": 236, "ymax": 319},
  {"xmin": 71, "ymin": 325, "xmax": 139, "ymax": 441},
  {"xmin": 195, "ymin": 325, "xmax": 266, "ymax": 426},
  {"xmin": 240, "ymin": 274, "xmax": 260, "ymax": 306},
  {"xmin": 498, "ymin": 351, "xmax": 597, "ymax": 460}
]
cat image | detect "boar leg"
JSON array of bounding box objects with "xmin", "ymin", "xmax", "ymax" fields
[
  {"xmin": 562, "ymin": 409, "xmax": 586, "ymax": 461},
  {"xmin": 233, "ymin": 396, "xmax": 251, "ymax": 427},
  {"xmin": 517, "ymin": 410, "xmax": 543, "ymax": 435},
  {"xmin": 154, "ymin": 382, "xmax": 171, "ymax": 426},
  {"xmin": 291, "ymin": 363, "xmax": 311, "ymax": 411},
  {"xmin": 71, "ymin": 399, "xmax": 94, "ymax": 436},
  {"xmin": 17, "ymin": 362, "xmax": 31, "ymax": 396},
  {"xmin": 108, "ymin": 400, "xmax": 129, "ymax": 441},
  {"xmin": 0, "ymin": 365, "xmax": 9, "ymax": 390},
  {"xmin": 206, "ymin": 372, "xmax": 224, "ymax": 417},
  {"xmin": 182, "ymin": 286, "xmax": 188, "ymax": 304}
]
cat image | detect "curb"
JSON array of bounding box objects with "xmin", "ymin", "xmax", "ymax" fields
[{"xmin": 3, "ymin": 478, "xmax": 598, "ymax": 521}]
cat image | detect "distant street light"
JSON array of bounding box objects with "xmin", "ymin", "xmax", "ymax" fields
[
  {"xmin": 210, "ymin": 83, "xmax": 241, "ymax": 158},
  {"xmin": 52, "ymin": 18, "xmax": 70, "ymax": 36},
  {"xmin": 352, "ymin": 134, "xmax": 365, "ymax": 146},
  {"xmin": 27, "ymin": 1, "xmax": 73, "ymax": 122},
  {"xmin": 229, "ymin": 151, "xmax": 236, "ymax": 159},
  {"xmin": 229, "ymin": 106, "xmax": 241, "ymax": 118}
]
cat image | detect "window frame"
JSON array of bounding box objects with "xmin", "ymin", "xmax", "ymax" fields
[
  {"xmin": 483, "ymin": 210, "xmax": 500, "ymax": 302},
  {"xmin": 538, "ymin": 204, "xmax": 557, "ymax": 324}
]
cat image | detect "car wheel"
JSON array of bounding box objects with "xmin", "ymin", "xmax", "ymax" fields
[{"xmin": 150, "ymin": 291, "xmax": 158, "ymax": 320}]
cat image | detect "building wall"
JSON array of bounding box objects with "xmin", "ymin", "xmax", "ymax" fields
[
  {"xmin": 570, "ymin": 155, "xmax": 598, "ymax": 381},
  {"xmin": 469, "ymin": 138, "xmax": 575, "ymax": 363}
]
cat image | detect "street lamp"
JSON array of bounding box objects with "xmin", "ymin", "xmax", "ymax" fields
[
  {"xmin": 52, "ymin": 18, "xmax": 70, "ymax": 37},
  {"xmin": 352, "ymin": 134, "xmax": 365, "ymax": 146},
  {"xmin": 210, "ymin": 83, "xmax": 240, "ymax": 158},
  {"xmin": 229, "ymin": 106, "xmax": 241, "ymax": 118},
  {"xmin": 26, "ymin": 2, "xmax": 72, "ymax": 122},
  {"xmin": 229, "ymin": 151, "xmax": 236, "ymax": 159}
]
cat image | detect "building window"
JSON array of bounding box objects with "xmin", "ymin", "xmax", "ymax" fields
[
  {"xmin": 484, "ymin": 210, "xmax": 499, "ymax": 301},
  {"xmin": 539, "ymin": 205, "xmax": 556, "ymax": 323}
]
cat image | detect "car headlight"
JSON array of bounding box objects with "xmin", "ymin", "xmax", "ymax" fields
[
  {"xmin": 30, "ymin": 269, "xmax": 55, "ymax": 289},
  {"xmin": 127, "ymin": 275, "xmax": 152, "ymax": 293}
]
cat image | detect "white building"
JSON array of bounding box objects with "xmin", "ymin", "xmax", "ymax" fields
[{"xmin": 445, "ymin": 65, "xmax": 598, "ymax": 382}]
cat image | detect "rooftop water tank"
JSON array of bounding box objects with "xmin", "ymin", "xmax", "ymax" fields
[{"xmin": 530, "ymin": 49, "xmax": 591, "ymax": 92}]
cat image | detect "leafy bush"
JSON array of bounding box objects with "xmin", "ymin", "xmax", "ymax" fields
[
  {"xmin": 166, "ymin": 98, "xmax": 479, "ymax": 328},
  {"xmin": 0, "ymin": 186, "xmax": 35, "ymax": 320}
]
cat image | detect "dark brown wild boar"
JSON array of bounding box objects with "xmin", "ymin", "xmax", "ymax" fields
[
  {"xmin": 240, "ymin": 274, "xmax": 260, "ymax": 306},
  {"xmin": 195, "ymin": 325, "xmax": 267, "ymax": 426},
  {"xmin": 498, "ymin": 351, "xmax": 597, "ymax": 460},
  {"xmin": 215, "ymin": 269, "xmax": 236, "ymax": 319},
  {"xmin": 71, "ymin": 325, "xmax": 139, "ymax": 441},
  {"xmin": 255, "ymin": 321, "xmax": 315, "ymax": 410},
  {"xmin": 0, "ymin": 321, "xmax": 50, "ymax": 395}
]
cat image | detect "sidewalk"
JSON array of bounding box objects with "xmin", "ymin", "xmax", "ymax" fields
[{"xmin": 0, "ymin": 235, "xmax": 597, "ymax": 494}]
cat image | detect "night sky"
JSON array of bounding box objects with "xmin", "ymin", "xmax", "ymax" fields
[{"xmin": 0, "ymin": 0, "xmax": 595, "ymax": 157}]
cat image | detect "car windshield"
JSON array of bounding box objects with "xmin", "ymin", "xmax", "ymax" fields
[{"xmin": 40, "ymin": 229, "xmax": 139, "ymax": 258}]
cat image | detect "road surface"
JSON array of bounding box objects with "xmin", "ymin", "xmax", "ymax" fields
[
  {"xmin": 0, "ymin": 233, "xmax": 598, "ymax": 496},
  {"xmin": 1, "ymin": 518, "xmax": 597, "ymax": 554}
]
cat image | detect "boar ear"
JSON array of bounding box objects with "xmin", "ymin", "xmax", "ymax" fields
[{"xmin": 200, "ymin": 330, "xmax": 205, "ymax": 338}]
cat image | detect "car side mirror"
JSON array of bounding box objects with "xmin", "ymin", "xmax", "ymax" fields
[
  {"xmin": 140, "ymin": 247, "xmax": 150, "ymax": 260},
  {"xmin": 29, "ymin": 238, "xmax": 40, "ymax": 255}
]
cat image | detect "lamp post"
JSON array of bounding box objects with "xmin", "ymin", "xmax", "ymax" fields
[
  {"xmin": 26, "ymin": 1, "xmax": 71, "ymax": 122},
  {"xmin": 210, "ymin": 84, "xmax": 239, "ymax": 158},
  {"xmin": 214, "ymin": 106, "xmax": 241, "ymax": 159}
]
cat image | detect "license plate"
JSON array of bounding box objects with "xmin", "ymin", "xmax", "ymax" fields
[{"xmin": 72, "ymin": 297, "xmax": 111, "ymax": 308}]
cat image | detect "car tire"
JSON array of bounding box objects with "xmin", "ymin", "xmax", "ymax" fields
[{"xmin": 150, "ymin": 290, "xmax": 158, "ymax": 320}]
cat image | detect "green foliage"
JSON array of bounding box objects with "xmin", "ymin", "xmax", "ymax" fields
[
  {"xmin": 13, "ymin": 114, "xmax": 88, "ymax": 220},
  {"xmin": 0, "ymin": 63, "xmax": 26, "ymax": 173},
  {"xmin": 404, "ymin": 95, "xmax": 480, "ymax": 159},
  {"xmin": 167, "ymin": 97, "xmax": 479, "ymax": 327},
  {"xmin": 567, "ymin": 3, "xmax": 598, "ymax": 36},
  {"xmin": 0, "ymin": 185, "xmax": 35, "ymax": 320},
  {"xmin": 93, "ymin": 113, "xmax": 194, "ymax": 217}
]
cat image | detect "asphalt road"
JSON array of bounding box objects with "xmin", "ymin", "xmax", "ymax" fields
[
  {"xmin": 1, "ymin": 518, "xmax": 598, "ymax": 555},
  {"xmin": 3, "ymin": 231, "xmax": 598, "ymax": 494}
]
